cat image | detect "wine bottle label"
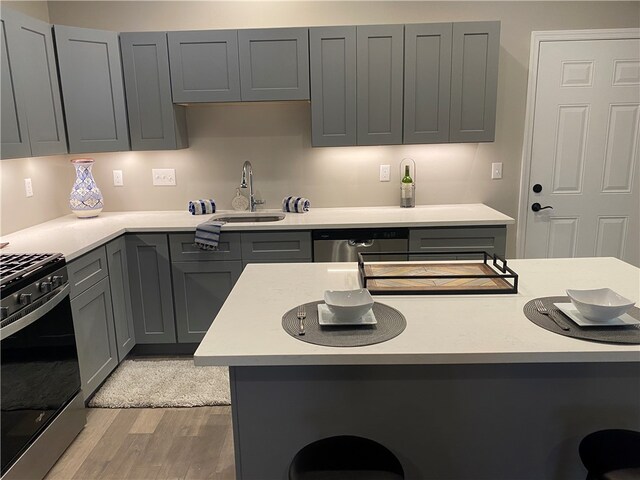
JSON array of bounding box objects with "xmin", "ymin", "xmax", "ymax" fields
[{"xmin": 401, "ymin": 183, "xmax": 412, "ymax": 199}]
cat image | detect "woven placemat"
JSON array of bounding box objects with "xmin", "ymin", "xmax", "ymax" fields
[
  {"xmin": 282, "ymin": 301, "xmax": 406, "ymax": 347},
  {"xmin": 523, "ymin": 296, "xmax": 640, "ymax": 345}
]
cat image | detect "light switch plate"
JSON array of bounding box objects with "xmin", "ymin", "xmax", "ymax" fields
[
  {"xmin": 113, "ymin": 170, "xmax": 123, "ymax": 186},
  {"xmin": 491, "ymin": 162, "xmax": 503, "ymax": 180},
  {"xmin": 152, "ymin": 168, "xmax": 176, "ymax": 186},
  {"xmin": 380, "ymin": 165, "xmax": 391, "ymax": 182},
  {"xmin": 24, "ymin": 178, "xmax": 33, "ymax": 197}
]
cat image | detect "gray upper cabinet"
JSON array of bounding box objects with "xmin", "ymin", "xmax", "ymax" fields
[
  {"xmin": 120, "ymin": 32, "xmax": 188, "ymax": 151},
  {"xmin": 168, "ymin": 29, "xmax": 241, "ymax": 103},
  {"xmin": 450, "ymin": 21, "xmax": 500, "ymax": 143},
  {"xmin": 309, "ymin": 26, "xmax": 357, "ymax": 147},
  {"xmin": 1, "ymin": 9, "xmax": 67, "ymax": 159},
  {"xmin": 356, "ymin": 25, "xmax": 404, "ymax": 145},
  {"xmin": 54, "ymin": 25, "xmax": 130, "ymax": 153},
  {"xmin": 126, "ymin": 234, "xmax": 176, "ymax": 344},
  {"xmin": 404, "ymin": 23, "xmax": 452, "ymax": 144},
  {"xmin": 238, "ymin": 28, "xmax": 310, "ymax": 101},
  {"xmin": 106, "ymin": 236, "xmax": 136, "ymax": 360}
]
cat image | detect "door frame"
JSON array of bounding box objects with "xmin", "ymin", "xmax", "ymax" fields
[{"xmin": 516, "ymin": 28, "xmax": 640, "ymax": 258}]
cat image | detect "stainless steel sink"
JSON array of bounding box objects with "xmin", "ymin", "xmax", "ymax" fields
[{"xmin": 210, "ymin": 213, "xmax": 285, "ymax": 223}]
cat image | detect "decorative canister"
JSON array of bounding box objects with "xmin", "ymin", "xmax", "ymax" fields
[{"xmin": 69, "ymin": 158, "xmax": 104, "ymax": 218}]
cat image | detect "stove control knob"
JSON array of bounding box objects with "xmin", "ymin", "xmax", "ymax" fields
[
  {"xmin": 52, "ymin": 276, "xmax": 65, "ymax": 288},
  {"xmin": 17, "ymin": 293, "xmax": 32, "ymax": 305},
  {"xmin": 0, "ymin": 307, "xmax": 8, "ymax": 320},
  {"xmin": 39, "ymin": 281, "xmax": 53, "ymax": 293}
]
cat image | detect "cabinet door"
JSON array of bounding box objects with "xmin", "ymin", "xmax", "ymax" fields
[
  {"xmin": 167, "ymin": 30, "xmax": 241, "ymax": 103},
  {"xmin": 450, "ymin": 21, "xmax": 500, "ymax": 143},
  {"xmin": 238, "ymin": 28, "xmax": 310, "ymax": 101},
  {"xmin": 309, "ymin": 26, "xmax": 357, "ymax": 147},
  {"xmin": 1, "ymin": 12, "xmax": 31, "ymax": 159},
  {"xmin": 106, "ymin": 236, "xmax": 135, "ymax": 360},
  {"xmin": 126, "ymin": 234, "xmax": 176, "ymax": 344},
  {"xmin": 54, "ymin": 25, "xmax": 130, "ymax": 153},
  {"xmin": 71, "ymin": 277, "xmax": 118, "ymax": 400},
  {"xmin": 356, "ymin": 25, "xmax": 404, "ymax": 145},
  {"xmin": 404, "ymin": 23, "xmax": 452, "ymax": 144},
  {"xmin": 172, "ymin": 260, "xmax": 242, "ymax": 343},
  {"xmin": 120, "ymin": 32, "xmax": 187, "ymax": 151}
]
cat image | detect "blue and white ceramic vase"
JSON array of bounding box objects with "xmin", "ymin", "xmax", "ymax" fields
[{"xmin": 69, "ymin": 158, "xmax": 103, "ymax": 218}]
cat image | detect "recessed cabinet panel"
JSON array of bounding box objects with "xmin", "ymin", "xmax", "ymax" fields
[
  {"xmin": 168, "ymin": 30, "xmax": 241, "ymax": 103},
  {"xmin": 106, "ymin": 236, "xmax": 136, "ymax": 361},
  {"xmin": 356, "ymin": 25, "xmax": 404, "ymax": 145},
  {"xmin": 404, "ymin": 23, "xmax": 452, "ymax": 144},
  {"xmin": 54, "ymin": 25, "xmax": 129, "ymax": 153},
  {"xmin": 121, "ymin": 31, "xmax": 187, "ymax": 150},
  {"xmin": 238, "ymin": 28, "xmax": 310, "ymax": 101},
  {"xmin": 309, "ymin": 26, "xmax": 357, "ymax": 146},
  {"xmin": 450, "ymin": 21, "xmax": 500, "ymax": 142}
]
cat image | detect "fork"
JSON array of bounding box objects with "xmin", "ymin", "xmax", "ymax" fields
[
  {"xmin": 534, "ymin": 299, "xmax": 570, "ymax": 331},
  {"xmin": 297, "ymin": 305, "xmax": 306, "ymax": 336}
]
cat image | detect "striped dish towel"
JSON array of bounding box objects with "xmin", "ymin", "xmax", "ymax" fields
[
  {"xmin": 188, "ymin": 199, "xmax": 216, "ymax": 215},
  {"xmin": 282, "ymin": 196, "xmax": 310, "ymax": 213},
  {"xmin": 195, "ymin": 220, "xmax": 225, "ymax": 250}
]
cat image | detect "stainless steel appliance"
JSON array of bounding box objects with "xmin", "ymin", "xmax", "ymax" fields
[
  {"xmin": 313, "ymin": 228, "xmax": 409, "ymax": 262},
  {"xmin": 1, "ymin": 253, "xmax": 85, "ymax": 480}
]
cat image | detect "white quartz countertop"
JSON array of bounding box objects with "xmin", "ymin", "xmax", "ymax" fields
[
  {"xmin": 0, "ymin": 204, "xmax": 513, "ymax": 261},
  {"xmin": 194, "ymin": 258, "xmax": 640, "ymax": 366}
]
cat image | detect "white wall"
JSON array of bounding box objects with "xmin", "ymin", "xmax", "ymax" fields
[{"xmin": 1, "ymin": 1, "xmax": 639, "ymax": 257}]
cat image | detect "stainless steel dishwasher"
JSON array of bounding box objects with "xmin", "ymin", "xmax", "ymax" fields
[{"xmin": 312, "ymin": 228, "xmax": 409, "ymax": 262}]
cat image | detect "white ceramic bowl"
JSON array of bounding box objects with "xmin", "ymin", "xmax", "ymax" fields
[
  {"xmin": 566, "ymin": 288, "xmax": 635, "ymax": 321},
  {"xmin": 324, "ymin": 289, "xmax": 374, "ymax": 321}
]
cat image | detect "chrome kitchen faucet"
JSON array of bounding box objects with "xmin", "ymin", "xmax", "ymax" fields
[{"xmin": 240, "ymin": 160, "xmax": 265, "ymax": 212}]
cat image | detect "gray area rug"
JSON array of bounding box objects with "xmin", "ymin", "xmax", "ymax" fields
[{"xmin": 88, "ymin": 359, "xmax": 230, "ymax": 408}]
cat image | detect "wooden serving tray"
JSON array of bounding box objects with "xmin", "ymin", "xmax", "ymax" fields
[{"xmin": 363, "ymin": 262, "xmax": 513, "ymax": 292}]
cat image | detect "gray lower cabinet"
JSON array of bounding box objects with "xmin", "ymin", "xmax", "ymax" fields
[
  {"xmin": 409, "ymin": 226, "xmax": 507, "ymax": 260},
  {"xmin": 172, "ymin": 260, "xmax": 242, "ymax": 343},
  {"xmin": 403, "ymin": 23, "xmax": 452, "ymax": 144},
  {"xmin": 356, "ymin": 25, "xmax": 404, "ymax": 146},
  {"xmin": 309, "ymin": 26, "xmax": 357, "ymax": 147},
  {"xmin": 1, "ymin": 9, "xmax": 67, "ymax": 159},
  {"xmin": 120, "ymin": 32, "xmax": 188, "ymax": 151},
  {"xmin": 450, "ymin": 21, "xmax": 501, "ymax": 143},
  {"xmin": 167, "ymin": 29, "xmax": 241, "ymax": 103},
  {"xmin": 126, "ymin": 234, "xmax": 176, "ymax": 344},
  {"xmin": 106, "ymin": 236, "xmax": 136, "ymax": 360},
  {"xmin": 67, "ymin": 247, "xmax": 109, "ymax": 299},
  {"xmin": 238, "ymin": 28, "xmax": 310, "ymax": 101},
  {"xmin": 241, "ymin": 231, "xmax": 312, "ymax": 263},
  {"xmin": 54, "ymin": 25, "xmax": 130, "ymax": 153},
  {"xmin": 71, "ymin": 277, "xmax": 118, "ymax": 400}
]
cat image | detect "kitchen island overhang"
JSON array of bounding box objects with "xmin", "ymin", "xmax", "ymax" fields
[{"xmin": 195, "ymin": 258, "xmax": 640, "ymax": 480}]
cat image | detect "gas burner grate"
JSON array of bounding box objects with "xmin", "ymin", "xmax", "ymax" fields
[{"xmin": 0, "ymin": 253, "xmax": 63, "ymax": 288}]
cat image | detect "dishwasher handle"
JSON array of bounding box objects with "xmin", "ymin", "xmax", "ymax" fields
[{"xmin": 348, "ymin": 239, "xmax": 374, "ymax": 248}]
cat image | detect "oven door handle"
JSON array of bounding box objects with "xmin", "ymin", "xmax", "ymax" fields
[{"xmin": 0, "ymin": 283, "xmax": 70, "ymax": 340}]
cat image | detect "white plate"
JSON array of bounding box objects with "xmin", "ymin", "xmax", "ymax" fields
[
  {"xmin": 554, "ymin": 303, "xmax": 640, "ymax": 327},
  {"xmin": 317, "ymin": 303, "xmax": 377, "ymax": 326}
]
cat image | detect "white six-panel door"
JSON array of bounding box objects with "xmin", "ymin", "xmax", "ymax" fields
[{"xmin": 522, "ymin": 35, "xmax": 639, "ymax": 266}]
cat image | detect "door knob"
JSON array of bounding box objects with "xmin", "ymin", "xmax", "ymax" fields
[{"xmin": 531, "ymin": 203, "xmax": 553, "ymax": 212}]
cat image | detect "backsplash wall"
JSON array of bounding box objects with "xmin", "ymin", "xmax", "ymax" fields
[{"xmin": 1, "ymin": 1, "xmax": 639, "ymax": 258}]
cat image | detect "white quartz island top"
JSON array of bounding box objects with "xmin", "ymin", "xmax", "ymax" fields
[
  {"xmin": 194, "ymin": 257, "xmax": 640, "ymax": 366},
  {"xmin": 0, "ymin": 204, "xmax": 512, "ymax": 261}
]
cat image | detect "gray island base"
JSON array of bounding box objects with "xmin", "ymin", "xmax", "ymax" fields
[{"xmin": 195, "ymin": 259, "xmax": 640, "ymax": 479}]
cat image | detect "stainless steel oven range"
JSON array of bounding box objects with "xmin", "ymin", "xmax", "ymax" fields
[{"xmin": 1, "ymin": 253, "xmax": 85, "ymax": 480}]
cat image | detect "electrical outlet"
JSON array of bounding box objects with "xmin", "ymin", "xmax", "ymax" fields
[
  {"xmin": 380, "ymin": 165, "xmax": 391, "ymax": 182},
  {"xmin": 491, "ymin": 162, "xmax": 503, "ymax": 180},
  {"xmin": 152, "ymin": 168, "xmax": 176, "ymax": 186},
  {"xmin": 24, "ymin": 178, "xmax": 33, "ymax": 197},
  {"xmin": 113, "ymin": 170, "xmax": 123, "ymax": 186}
]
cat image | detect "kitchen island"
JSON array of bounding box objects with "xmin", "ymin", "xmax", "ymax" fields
[{"xmin": 195, "ymin": 258, "xmax": 640, "ymax": 480}]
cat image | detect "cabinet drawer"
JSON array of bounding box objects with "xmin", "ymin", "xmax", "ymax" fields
[
  {"xmin": 241, "ymin": 231, "xmax": 312, "ymax": 262},
  {"xmin": 169, "ymin": 232, "xmax": 241, "ymax": 262},
  {"xmin": 409, "ymin": 226, "xmax": 506, "ymax": 257},
  {"xmin": 68, "ymin": 246, "xmax": 109, "ymax": 299}
]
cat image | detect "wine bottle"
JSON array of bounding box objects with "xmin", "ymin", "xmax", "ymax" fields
[{"xmin": 401, "ymin": 165, "xmax": 414, "ymax": 208}]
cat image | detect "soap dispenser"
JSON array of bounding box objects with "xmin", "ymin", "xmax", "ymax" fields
[{"xmin": 400, "ymin": 158, "xmax": 416, "ymax": 208}]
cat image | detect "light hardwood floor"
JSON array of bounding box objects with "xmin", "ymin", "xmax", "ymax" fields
[{"xmin": 45, "ymin": 407, "xmax": 235, "ymax": 480}]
